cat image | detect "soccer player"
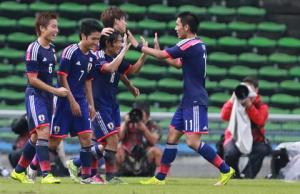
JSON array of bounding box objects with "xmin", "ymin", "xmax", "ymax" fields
[
  {"xmin": 133, "ymin": 12, "xmax": 235, "ymax": 185},
  {"xmin": 66, "ymin": 7, "xmax": 144, "ymax": 184},
  {"xmin": 49, "ymin": 19, "xmax": 101, "ymax": 184},
  {"xmin": 10, "ymin": 12, "xmax": 68, "ymax": 184}
]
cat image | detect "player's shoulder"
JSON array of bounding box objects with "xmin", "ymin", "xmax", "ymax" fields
[
  {"xmin": 26, "ymin": 41, "xmax": 41, "ymax": 61},
  {"xmin": 94, "ymin": 50, "xmax": 105, "ymax": 60},
  {"xmin": 61, "ymin": 44, "xmax": 79, "ymax": 60},
  {"xmin": 177, "ymin": 37, "xmax": 204, "ymax": 51}
]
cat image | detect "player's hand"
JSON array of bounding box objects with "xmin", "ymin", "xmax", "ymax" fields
[
  {"xmin": 70, "ymin": 101, "xmax": 82, "ymax": 117},
  {"xmin": 127, "ymin": 30, "xmax": 139, "ymax": 48},
  {"xmin": 129, "ymin": 85, "xmax": 140, "ymax": 97},
  {"xmin": 154, "ymin": 32, "xmax": 161, "ymax": 50},
  {"xmin": 140, "ymin": 36, "xmax": 148, "ymax": 47},
  {"xmin": 54, "ymin": 87, "xmax": 69, "ymax": 97},
  {"xmin": 88, "ymin": 105, "xmax": 96, "ymax": 120},
  {"xmin": 101, "ymin": 27, "xmax": 114, "ymax": 37}
]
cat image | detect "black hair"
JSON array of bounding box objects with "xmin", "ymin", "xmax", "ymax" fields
[
  {"xmin": 177, "ymin": 12, "xmax": 199, "ymax": 34},
  {"xmin": 79, "ymin": 18, "xmax": 102, "ymax": 40},
  {"xmin": 243, "ymin": 76, "xmax": 259, "ymax": 88},
  {"xmin": 133, "ymin": 101, "xmax": 150, "ymax": 117},
  {"xmin": 99, "ymin": 31, "xmax": 122, "ymax": 50}
]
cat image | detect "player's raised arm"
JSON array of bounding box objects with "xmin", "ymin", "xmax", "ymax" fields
[
  {"xmin": 126, "ymin": 36, "xmax": 148, "ymax": 74},
  {"xmin": 100, "ymin": 33, "xmax": 131, "ymax": 73}
]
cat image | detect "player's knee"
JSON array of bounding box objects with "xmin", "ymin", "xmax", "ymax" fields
[
  {"xmin": 78, "ymin": 133, "xmax": 92, "ymax": 147},
  {"xmin": 106, "ymin": 134, "xmax": 119, "ymax": 148},
  {"xmin": 30, "ymin": 133, "xmax": 38, "ymax": 144},
  {"xmin": 48, "ymin": 137, "xmax": 61, "ymax": 150},
  {"xmin": 186, "ymin": 139, "xmax": 199, "ymax": 150}
]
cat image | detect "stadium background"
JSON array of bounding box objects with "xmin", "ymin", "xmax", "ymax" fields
[{"xmin": 0, "ymin": 0, "xmax": 299, "ymax": 177}]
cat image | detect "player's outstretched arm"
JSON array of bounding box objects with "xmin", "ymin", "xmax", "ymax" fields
[
  {"xmin": 128, "ymin": 36, "xmax": 148, "ymax": 74},
  {"xmin": 27, "ymin": 73, "xmax": 68, "ymax": 97}
]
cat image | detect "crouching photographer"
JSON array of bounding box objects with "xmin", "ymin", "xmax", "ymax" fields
[
  {"xmin": 221, "ymin": 76, "xmax": 272, "ymax": 178},
  {"xmin": 116, "ymin": 102, "xmax": 162, "ymax": 176}
]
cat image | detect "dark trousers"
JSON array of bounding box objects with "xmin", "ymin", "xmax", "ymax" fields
[{"xmin": 223, "ymin": 140, "xmax": 271, "ymax": 178}]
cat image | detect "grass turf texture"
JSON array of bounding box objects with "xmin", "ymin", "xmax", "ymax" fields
[{"xmin": 1, "ymin": 177, "xmax": 300, "ymax": 194}]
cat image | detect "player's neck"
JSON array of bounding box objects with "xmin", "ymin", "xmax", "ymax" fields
[
  {"xmin": 186, "ymin": 33, "xmax": 197, "ymax": 39},
  {"xmin": 78, "ymin": 42, "xmax": 89, "ymax": 55},
  {"xmin": 37, "ymin": 37, "xmax": 50, "ymax": 48}
]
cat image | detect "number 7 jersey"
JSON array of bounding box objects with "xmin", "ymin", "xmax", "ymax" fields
[{"xmin": 57, "ymin": 44, "xmax": 96, "ymax": 98}]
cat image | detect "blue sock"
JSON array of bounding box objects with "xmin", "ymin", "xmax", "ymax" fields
[
  {"xmin": 91, "ymin": 144, "xmax": 103, "ymax": 159},
  {"xmin": 36, "ymin": 139, "xmax": 51, "ymax": 177},
  {"xmin": 73, "ymin": 157, "xmax": 81, "ymax": 167},
  {"xmin": 156, "ymin": 143, "xmax": 178, "ymax": 180},
  {"xmin": 197, "ymin": 142, "xmax": 230, "ymax": 173},
  {"xmin": 15, "ymin": 139, "xmax": 36, "ymax": 173},
  {"xmin": 80, "ymin": 146, "xmax": 92, "ymax": 179}
]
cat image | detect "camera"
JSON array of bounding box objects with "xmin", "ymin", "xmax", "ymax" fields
[
  {"xmin": 234, "ymin": 83, "xmax": 257, "ymax": 100},
  {"xmin": 128, "ymin": 108, "xmax": 143, "ymax": 122},
  {"xmin": 234, "ymin": 84, "xmax": 249, "ymax": 100}
]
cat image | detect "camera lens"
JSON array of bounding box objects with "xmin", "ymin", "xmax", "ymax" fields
[{"xmin": 235, "ymin": 85, "xmax": 249, "ymax": 100}]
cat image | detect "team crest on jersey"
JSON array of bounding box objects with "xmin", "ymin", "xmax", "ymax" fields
[
  {"xmin": 42, "ymin": 57, "xmax": 47, "ymax": 62},
  {"xmin": 38, "ymin": 114, "xmax": 45, "ymax": 122},
  {"xmin": 53, "ymin": 126, "xmax": 60, "ymax": 134},
  {"xmin": 76, "ymin": 61, "xmax": 81, "ymax": 66},
  {"xmin": 89, "ymin": 57, "xmax": 93, "ymax": 62},
  {"xmin": 107, "ymin": 122, "xmax": 114, "ymax": 130},
  {"xmin": 87, "ymin": 63, "xmax": 92, "ymax": 73}
]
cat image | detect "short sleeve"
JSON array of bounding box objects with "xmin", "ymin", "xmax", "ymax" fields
[
  {"xmin": 25, "ymin": 42, "xmax": 40, "ymax": 73},
  {"xmin": 58, "ymin": 46, "xmax": 75, "ymax": 75},
  {"xmin": 118, "ymin": 59, "xmax": 131, "ymax": 75},
  {"xmin": 164, "ymin": 45, "xmax": 185, "ymax": 59}
]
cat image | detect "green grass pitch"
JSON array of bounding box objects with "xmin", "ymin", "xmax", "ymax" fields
[{"xmin": 1, "ymin": 177, "xmax": 300, "ymax": 194}]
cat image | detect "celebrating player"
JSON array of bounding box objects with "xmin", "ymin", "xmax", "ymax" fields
[
  {"xmin": 133, "ymin": 12, "xmax": 235, "ymax": 185},
  {"xmin": 11, "ymin": 12, "xmax": 68, "ymax": 184}
]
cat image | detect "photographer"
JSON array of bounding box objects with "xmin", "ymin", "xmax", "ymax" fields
[
  {"xmin": 116, "ymin": 102, "xmax": 162, "ymax": 176},
  {"xmin": 221, "ymin": 76, "xmax": 271, "ymax": 178}
]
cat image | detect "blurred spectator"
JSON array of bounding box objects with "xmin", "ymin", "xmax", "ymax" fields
[
  {"xmin": 267, "ymin": 141, "xmax": 300, "ymax": 180},
  {"xmin": 8, "ymin": 114, "xmax": 30, "ymax": 168},
  {"xmin": 221, "ymin": 76, "xmax": 272, "ymax": 178},
  {"xmin": 116, "ymin": 102, "xmax": 162, "ymax": 176},
  {"xmin": 8, "ymin": 114, "xmax": 68, "ymax": 177}
]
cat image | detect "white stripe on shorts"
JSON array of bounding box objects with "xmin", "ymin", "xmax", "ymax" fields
[
  {"xmin": 29, "ymin": 95, "xmax": 38, "ymax": 127},
  {"xmin": 96, "ymin": 112, "xmax": 109, "ymax": 134}
]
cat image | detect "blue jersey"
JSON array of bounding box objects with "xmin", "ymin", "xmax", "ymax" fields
[
  {"xmin": 25, "ymin": 41, "xmax": 56, "ymax": 99},
  {"xmin": 93, "ymin": 50, "xmax": 131, "ymax": 110},
  {"xmin": 164, "ymin": 37, "xmax": 208, "ymax": 107},
  {"xmin": 58, "ymin": 44, "xmax": 96, "ymax": 99}
]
